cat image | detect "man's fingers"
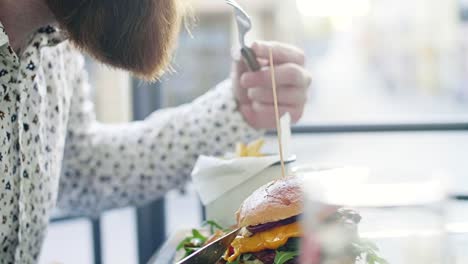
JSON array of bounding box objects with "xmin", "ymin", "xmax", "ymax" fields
[
  {"xmin": 251, "ymin": 41, "xmax": 306, "ymax": 66},
  {"xmin": 247, "ymin": 87, "xmax": 307, "ymax": 105},
  {"xmin": 237, "ymin": 41, "xmax": 309, "ymax": 128},
  {"xmin": 240, "ymin": 63, "xmax": 311, "ymax": 89},
  {"xmin": 258, "ymin": 58, "xmax": 270, "ymax": 67}
]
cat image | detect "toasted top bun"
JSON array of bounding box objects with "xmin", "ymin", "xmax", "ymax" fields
[{"xmin": 236, "ymin": 176, "xmax": 303, "ymax": 227}]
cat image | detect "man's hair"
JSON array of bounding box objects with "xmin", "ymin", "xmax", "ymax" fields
[{"xmin": 46, "ymin": 0, "xmax": 181, "ymax": 80}]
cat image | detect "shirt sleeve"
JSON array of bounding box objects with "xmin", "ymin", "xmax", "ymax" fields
[{"xmin": 57, "ymin": 53, "xmax": 263, "ymax": 217}]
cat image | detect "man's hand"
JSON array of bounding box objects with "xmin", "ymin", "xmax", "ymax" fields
[{"xmin": 233, "ymin": 41, "xmax": 311, "ymax": 129}]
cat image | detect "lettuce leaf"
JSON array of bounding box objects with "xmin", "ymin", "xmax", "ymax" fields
[
  {"xmin": 203, "ymin": 220, "xmax": 227, "ymax": 234},
  {"xmin": 274, "ymin": 250, "xmax": 299, "ymax": 264}
]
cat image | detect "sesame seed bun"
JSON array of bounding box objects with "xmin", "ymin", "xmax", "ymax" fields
[{"xmin": 236, "ymin": 176, "xmax": 303, "ymax": 227}]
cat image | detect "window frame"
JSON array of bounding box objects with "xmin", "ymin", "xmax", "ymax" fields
[{"xmin": 290, "ymin": 122, "xmax": 468, "ymax": 134}]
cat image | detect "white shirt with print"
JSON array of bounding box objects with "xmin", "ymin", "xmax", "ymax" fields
[{"xmin": 0, "ymin": 23, "xmax": 261, "ymax": 263}]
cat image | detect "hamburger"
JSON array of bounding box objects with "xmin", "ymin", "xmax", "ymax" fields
[{"xmin": 220, "ymin": 176, "xmax": 365, "ymax": 264}]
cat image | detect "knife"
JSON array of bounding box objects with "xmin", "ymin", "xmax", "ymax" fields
[{"xmin": 176, "ymin": 228, "xmax": 240, "ymax": 264}]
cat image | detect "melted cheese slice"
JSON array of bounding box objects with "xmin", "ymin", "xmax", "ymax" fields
[{"xmin": 224, "ymin": 222, "xmax": 301, "ymax": 262}]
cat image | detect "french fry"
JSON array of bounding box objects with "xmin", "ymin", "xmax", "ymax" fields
[
  {"xmin": 246, "ymin": 139, "xmax": 265, "ymax": 157},
  {"xmin": 236, "ymin": 142, "xmax": 248, "ymax": 157},
  {"xmin": 235, "ymin": 139, "xmax": 265, "ymax": 157}
]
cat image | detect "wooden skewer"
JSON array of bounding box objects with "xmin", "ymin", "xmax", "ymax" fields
[{"xmin": 269, "ymin": 47, "xmax": 286, "ymax": 179}]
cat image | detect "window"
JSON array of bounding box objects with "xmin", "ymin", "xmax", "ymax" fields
[
  {"xmin": 162, "ymin": 13, "xmax": 232, "ymax": 107},
  {"xmin": 298, "ymin": 0, "xmax": 468, "ymax": 124}
]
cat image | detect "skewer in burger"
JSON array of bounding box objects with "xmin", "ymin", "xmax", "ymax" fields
[{"xmin": 220, "ymin": 176, "xmax": 365, "ymax": 264}]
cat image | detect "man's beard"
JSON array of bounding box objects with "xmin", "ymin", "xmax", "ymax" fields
[{"xmin": 46, "ymin": 0, "xmax": 181, "ymax": 80}]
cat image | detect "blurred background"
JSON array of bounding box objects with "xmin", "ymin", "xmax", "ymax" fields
[{"xmin": 39, "ymin": 0, "xmax": 468, "ymax": 263}]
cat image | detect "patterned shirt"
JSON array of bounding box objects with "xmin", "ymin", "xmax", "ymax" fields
[{"xmin": 0, "ymin": 22, "xmax": 260, "ymax": 263}]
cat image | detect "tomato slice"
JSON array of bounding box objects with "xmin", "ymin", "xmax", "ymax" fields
[{"xmin": 228, "ymin": 246, "xmax": 234, "ymax": 256}]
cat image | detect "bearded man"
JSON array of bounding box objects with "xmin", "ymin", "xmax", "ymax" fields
[{"xmin": 0, "ymin": 0, "xmax": 311, "ymax": 262}]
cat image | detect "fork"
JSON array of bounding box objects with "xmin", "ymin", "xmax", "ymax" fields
[{"xmin": 225, "ymin": 0, "xmax": 261, "ymax": 72}]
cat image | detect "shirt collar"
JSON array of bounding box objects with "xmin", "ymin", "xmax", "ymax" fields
[
  {"xmin": 0, "ymin": 22, "xmax": 9, "ymax": 48},
  {"xmin": 0, "ymin": 20, "xmax": 67, "ymax": 51}
]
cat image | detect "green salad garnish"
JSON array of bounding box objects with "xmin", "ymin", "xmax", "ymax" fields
[
  {"xmin": 176, "ymin": 220, "xmax": 225, "ymax": 260},
  {"xmin": 274, "ymin": 251, "xmax": 300, "ymax": 264}
]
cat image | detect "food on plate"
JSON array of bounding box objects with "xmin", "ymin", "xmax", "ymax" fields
[
  {"xmin": 220, "ymin": 176, "xmax": 387, "ymax": 264},
  {"xmin": 221, "ymin": 176, "xmax": 303, "ymax": 264},
  {"xmin": 236, "ymin": 139, "xmax": 265, "ymax": 157},
  {"xmin": 176, "ymin": 176, "xmax": 387, "ymax": 264}
]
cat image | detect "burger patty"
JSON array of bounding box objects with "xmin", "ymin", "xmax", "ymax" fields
[{"xmin": 247, "ymin": 215, "xmax": 299, "ymax": 234}]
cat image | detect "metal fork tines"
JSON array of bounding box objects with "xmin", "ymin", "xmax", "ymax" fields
[
  {"xmin": 225, "ymin": 0, "xmax": 252, "ymax": 47},
  {"xmin": 225, "ymin": 0, "xmax": 261, "ymax": 71}
]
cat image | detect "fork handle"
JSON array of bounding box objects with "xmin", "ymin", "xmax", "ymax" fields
[{"xmin": 241, "ymin": 47, "xmax": 261, "ymax": 72}]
